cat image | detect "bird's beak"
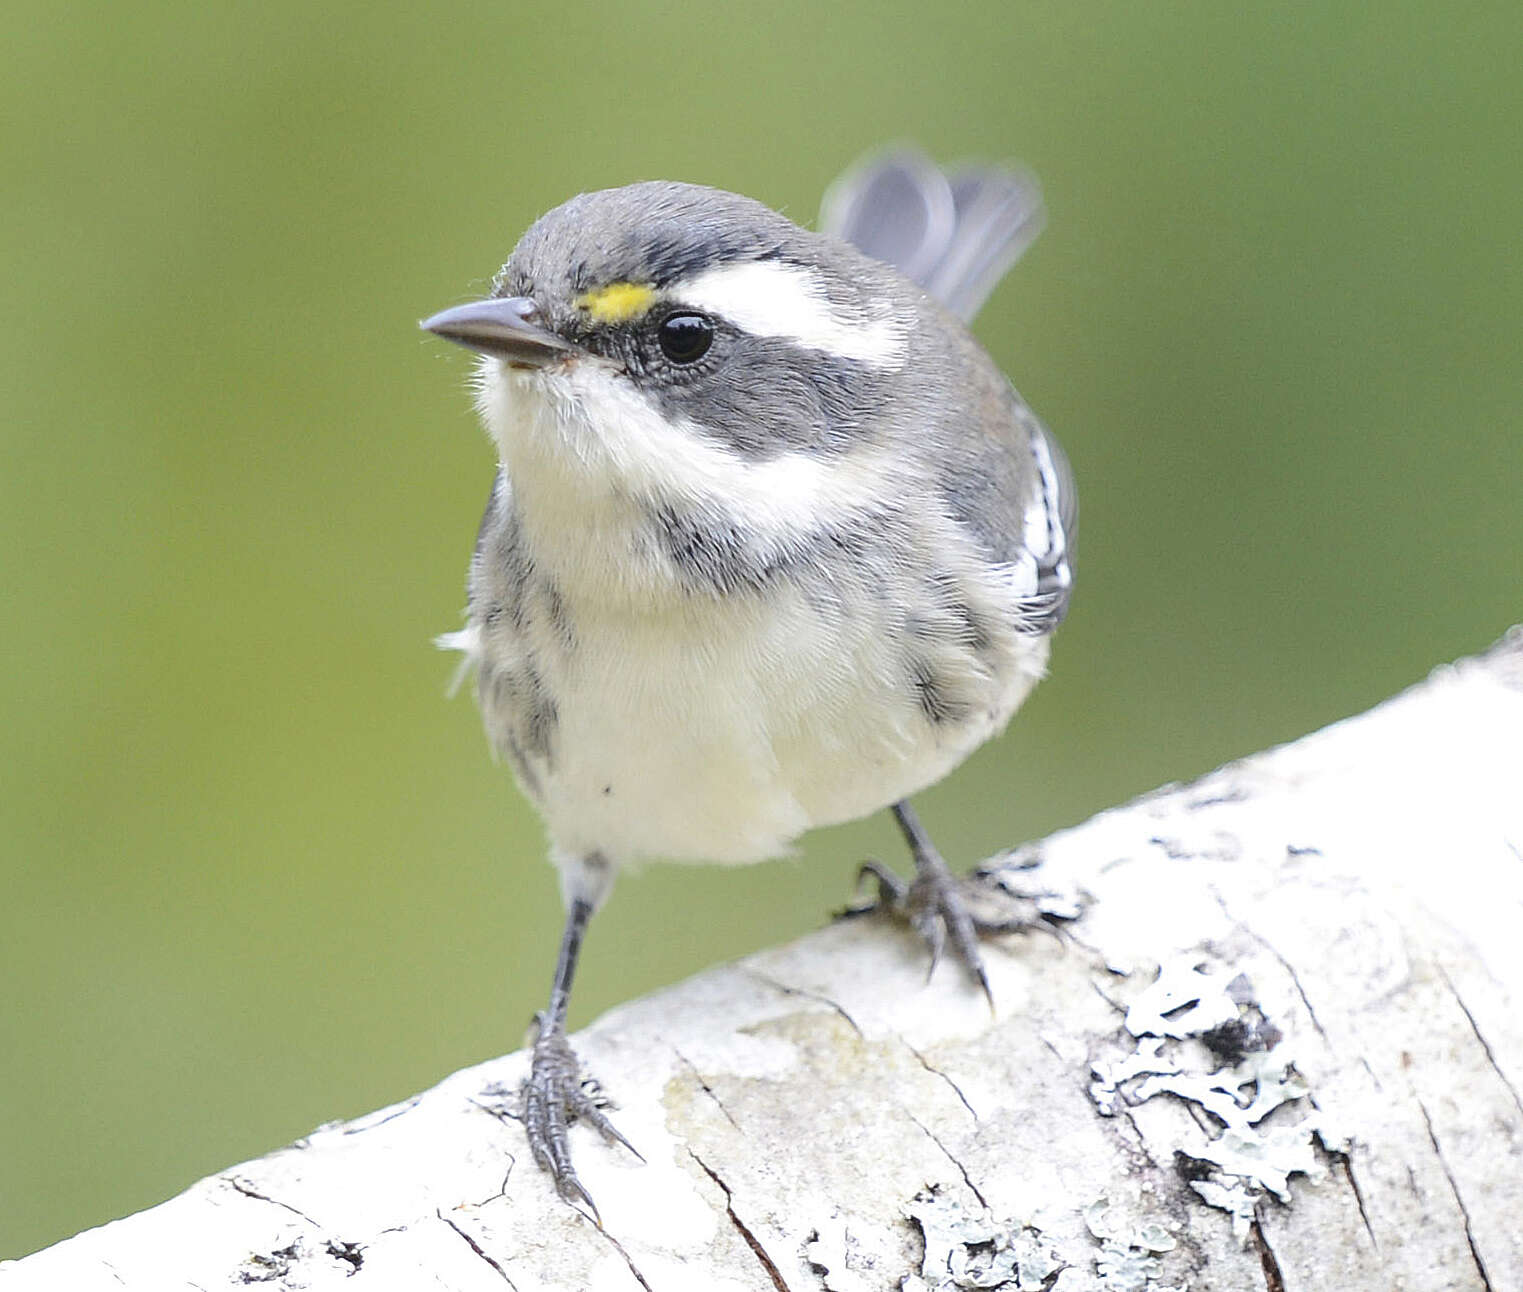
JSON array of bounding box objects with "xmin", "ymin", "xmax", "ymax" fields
[{"xmin": 419, "ymin": 296, "xmax": 581, "ymax": 368}]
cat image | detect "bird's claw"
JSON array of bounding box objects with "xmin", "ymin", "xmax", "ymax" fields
[
  {"xmin": 847, "ymin": 856, "xmax": 994, "ymax": 1009},
  {"xmin": 851, "ymin": 858, "xmax": 908, "ymax": 908},
  {"xmin": 521, "ymin": 1016, "xmax": 640, "ymax": 1223}
]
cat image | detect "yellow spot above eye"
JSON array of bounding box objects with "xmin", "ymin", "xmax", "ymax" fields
[{"xmin": 575, "ymin": 281, "xmax": 657, "ymax": 324}]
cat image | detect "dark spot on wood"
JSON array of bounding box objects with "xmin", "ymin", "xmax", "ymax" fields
[
  {"xmin": 1173, "ymin": 1151, "xmax": 1214, "ymax": 1184},
  {"xmin": 1199, "ymin": 1018, "xmax": 1254, "ymax": 1065},
  {"xmin": 324, "ymin": 1240, "xmax": 363, "ymax": 1272},
  {"xmin": 242, "ymin": 1240, "xmax": 303, "ymax": 1282}
]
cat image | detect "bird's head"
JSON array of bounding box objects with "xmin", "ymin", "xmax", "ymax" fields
[{"xmin": 421, "ymin": 182, "xmax": 929, "ymax": 474}]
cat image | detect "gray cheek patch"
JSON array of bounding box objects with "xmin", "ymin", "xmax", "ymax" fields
[{"xmin": 635, "ymin": 333, "xmax": 890, "ymax": 461}]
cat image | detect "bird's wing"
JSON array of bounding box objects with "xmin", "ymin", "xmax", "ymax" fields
[
  {"xmin": 1021, "ymin": 416, "xmax": 1077, "ymax": 633},
  {"xmin": 825, "ymin": 146, "xmax": 1075, "ymax": 630},
  {"xmin": 819, "ymin": 145, "xmax": 1044, "ymax": 324}
]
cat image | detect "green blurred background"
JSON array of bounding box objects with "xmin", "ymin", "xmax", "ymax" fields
[{"xmin": 4, "ymin": 0, "xmax": 1520, "ymax": 1259}]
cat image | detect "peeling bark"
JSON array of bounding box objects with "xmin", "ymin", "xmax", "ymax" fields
[{"xmin": 4, "ymin": 629, "xmax": 1522, "ymax": 1291}]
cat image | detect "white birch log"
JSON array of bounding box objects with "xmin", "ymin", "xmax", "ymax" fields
[{"xmin": 5, "ymin": 630, "xmax": 1522, "ymax": 1292}]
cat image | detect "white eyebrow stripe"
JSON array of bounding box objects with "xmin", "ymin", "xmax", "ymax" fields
[{"xmin": 677, "ymin": 260, "xmax": 908, "ymax": 367}]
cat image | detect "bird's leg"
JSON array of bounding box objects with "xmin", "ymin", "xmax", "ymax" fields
[
  {"xmin": 521, "ymin": 896, "xmax": 640, "ymax": 1221},
  {"xmin": 851, "ymin": 800, "xmax": 995, "ymax": 1009}
]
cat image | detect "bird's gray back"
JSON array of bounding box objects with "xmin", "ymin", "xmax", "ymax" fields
[{"xmin": 824, "ymin": 149, "xmax": 1074, "ymax": 631}]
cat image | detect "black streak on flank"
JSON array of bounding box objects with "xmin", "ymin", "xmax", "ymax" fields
[
  {"xmin": 520, "ymin": 664, "xmax": 559, "ymax": 762},
  {"xmin": 956, "ymin": 601, "xmax": 995, "ymax": 655},
  {"xmin": 473, "ymin": 479, "xmax": 533, "ymax": 633},
  {"xmin": 541, "ymin": 577, "xmax": 575, "ymax": 652},
  {"xmin": 503, "ymin": 734, "xmax": 541, "ymax": 800},
  {"xmin": 480, "ymin": 657, "xmax": 558, "ymax": 767},
  {"xmin": 653, "ymin": 504, "xmax": 892, "ymax": 598},
  {"xmin": 911, "ymin": 571, "xmax": 994, "ymax": 654},
  {"xmin": 910, "ymin": 659, "xmax": 966, "ymax": 726},
  {"xmin": 655, "ymin": 508, "xmax": 771, "ymax": 595}
]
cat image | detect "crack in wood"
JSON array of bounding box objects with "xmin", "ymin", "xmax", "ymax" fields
[
  {"xmin": 1114, "ymin": 1106, "xmax": 1162, "ymax": 1177},
  {"xmin": 671, "ymin": 1045, "xmax": 742, "ymax": 1131},
  {"xmin": 436, "ymin": 1211, "xmax": 518, "ymax": 1289},
  {"xmin": 906, "ymin": 1113, "xmax": 990, "ymax": 1211},
  {"xmin": 1249, "ymin": 1219, "xmax": 1285, "ymax": 1292},
  {"xmin": 1435, "ymin": 962, "xmax": 1523, "ymax": 1119},
  {"xmin": 1335, "ymin": 1152, "xmax": 1379, "ymax": 1250},
  {"xmin": 223, "ymin": 1177, "xmax": 322, "ymax": 1229},
  {"xmin": 747, "ymin": 970, "xmax": 864, "ymax": 1037},
  {"xmin": 594, "ymin": 1226, "xmax": 658, "ymax": 1292},
  {"xmin": 688, "ymin": 1150, "xmax": 793, "ymax": 1292},
  {"xmin": 339, "ymin": 1096, "xmax": 422, "ymax": 1134},
  {"xmin": 1358, "ymin": 1056, "xmax": 1385, "ymax": 1093},
  {"xmin": 897, "ymin": 1035, "xmax": 979, "ymax": 1121},
  {"xmin": 1416, "ymin": 1097, "xmax": 1496, "ymax": 1291},
  {"xmin": 1087, "ymin": 976, "xmax": 1128, "ymax": 1015},
  {"xmin": 1223, "ymin": 899, "xmax": 1332, "ymax": 1045}
]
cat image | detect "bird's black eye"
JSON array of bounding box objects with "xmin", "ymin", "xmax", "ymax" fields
[{"xmin": 657, "ymin": 312, "xmax": 714, "ymax": 364}]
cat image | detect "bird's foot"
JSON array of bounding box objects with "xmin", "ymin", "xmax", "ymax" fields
[
  {"xmin": 521, "ymin": 1013, "xmax": 641, "ymax": 1222},
  {"xmin": 847, "ymin": 852, "xmax": 998, "ymax": 1008}
]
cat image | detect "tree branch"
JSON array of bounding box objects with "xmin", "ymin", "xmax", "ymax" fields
[{"xmin": 6, "ymin": 629, "xmax": 1522, "ymax": 1290}]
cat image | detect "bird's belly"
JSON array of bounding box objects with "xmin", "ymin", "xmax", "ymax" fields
[{"xmin": 507, "ymin": 589, "xmax": 1046, "ymax": 866}]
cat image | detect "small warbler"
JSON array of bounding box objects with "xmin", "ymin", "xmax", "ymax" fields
[{"xmin": 421, "ymin": 148, "xmax": 1075, "ymax": 1213}]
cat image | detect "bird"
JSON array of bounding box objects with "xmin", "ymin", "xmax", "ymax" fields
[{"xmin": 419, "ymin": 147, "xmax": 1075, "ymax": 1216}]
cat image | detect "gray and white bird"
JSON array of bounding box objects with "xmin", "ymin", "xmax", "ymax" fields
[{"xmin": 421, "ymin": 148, "xmax": 1075, "ymax": 1214}]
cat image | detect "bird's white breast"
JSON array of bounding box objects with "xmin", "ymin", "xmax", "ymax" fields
[{"xmin": 457, "ymin": 357, "xmax": 1048, "ymax": 868}]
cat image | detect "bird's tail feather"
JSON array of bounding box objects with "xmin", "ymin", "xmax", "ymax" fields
[{"xmin": 819, "ymin": 145, "xmax": 1044, "ymax": 324}]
